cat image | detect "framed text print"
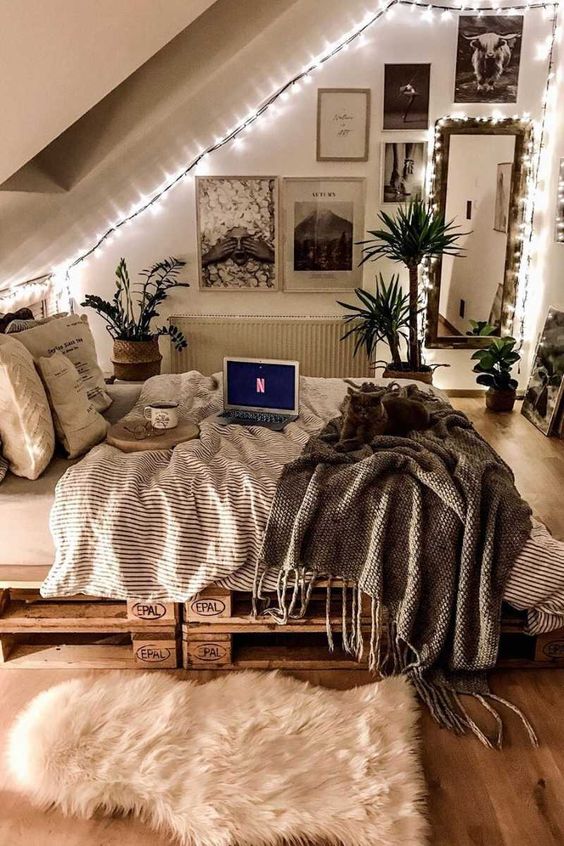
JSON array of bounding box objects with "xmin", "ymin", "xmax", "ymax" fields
[{"xmin": 316, "ymin": 88, "xmax": 371, "ymax": 162}]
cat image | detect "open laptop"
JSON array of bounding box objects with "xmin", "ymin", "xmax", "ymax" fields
[{"xmin": 215, "ymin": 357, "xmax": 300, "ymax": 431}]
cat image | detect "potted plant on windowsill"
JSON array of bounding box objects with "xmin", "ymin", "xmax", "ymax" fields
[
  {"xmin": 358, "ymin": 200, "xmax": 465, "ymax": 383},
  {"xmin": 472, "ymin": 336, "xmax": 520, "ymax": 412},
  {"xmin": 82, "ymin": 257, "xmax": 189, "ymax": 381}
]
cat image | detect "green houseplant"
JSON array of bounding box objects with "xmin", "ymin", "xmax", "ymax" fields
[
  {"xmin": 472, "ymin": 336, "xmax": 520, "ymax": 412},
  {"xmin": 82, "ymin": 257, "xmax": 189, "ymax": 381},
  {"xmin": 466, "ymin": 319, "xmax": 497, "ymax": 337},
  {"xmin": 338, "ymin": 274, "xmax": 410, "ymax": 369},
  {"xmin": 359, "ymin": 199, "xmax": 465, "ymax": 382}
]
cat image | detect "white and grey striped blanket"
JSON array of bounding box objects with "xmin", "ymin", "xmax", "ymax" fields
[{"xmin": 42, "ymin": 371, "xmax": 564, "ymax": 635}]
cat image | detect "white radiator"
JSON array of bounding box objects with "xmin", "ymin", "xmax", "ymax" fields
[{"xmin": 169, "ymin": 315, "xmax": 369, "ymax": 378}]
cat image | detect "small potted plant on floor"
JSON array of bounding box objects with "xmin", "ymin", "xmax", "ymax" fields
[
  {"xmin": 358, "ymin": 200, "xmax": 465, "ymax": 383},
  {"xmin": 82, "ymin": 257, "xmax": 189, "ymax": 381},
  {"xmin": 472, "ymin": 336, "xmax": 521, "ymax": 412}
]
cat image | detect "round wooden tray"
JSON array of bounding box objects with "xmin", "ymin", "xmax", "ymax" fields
[{"xmin": 106, "ymin": 420, "xmax": 200, "ymax": 452}]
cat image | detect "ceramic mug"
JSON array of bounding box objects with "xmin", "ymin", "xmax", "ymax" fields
[{"xmin": 143, "ymin": 402, "xmax": 179, "ymax": 430}]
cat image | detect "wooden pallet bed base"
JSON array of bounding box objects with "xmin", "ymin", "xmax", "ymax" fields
[
  {"xmin": 1, "ymin": 585, "xmax": 563, "ymax": 671},
  {"xmin": 0, "ymin": 589, "xmax": 180, "ymax": 669},
  {"xmin": 183, "ymin": 587, "xmax": 564, "ymax": 671}
]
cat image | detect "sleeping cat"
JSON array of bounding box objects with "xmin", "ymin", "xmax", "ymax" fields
[{"xmin": 336, "ymin": 383, "xmax": 431, "ymax": 452}]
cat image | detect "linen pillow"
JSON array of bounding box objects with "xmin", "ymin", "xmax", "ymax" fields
[
  {"xmin": 0, "ymin": 335, "xmax": 55, "ymax": 479},
  {"xmin": 38, "ymin": 353, "xmax": 108, "ymax": 458},
  {"xmin": 13, "ymin": 313, "xmax": 112, "ymax": 412}
]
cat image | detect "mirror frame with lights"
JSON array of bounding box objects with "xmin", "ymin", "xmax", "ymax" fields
[{"xmin": 425, "ymin": 116, "xmax": 534, "ymax": 350}]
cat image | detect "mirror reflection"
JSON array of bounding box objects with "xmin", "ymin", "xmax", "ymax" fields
[
  {"xmin": 438, "ymin": 134, "xmax": 515, "ymax": 337},
  {"xmin": 426, "ymin": 117, "xmax": 531, "ymax": 350}
]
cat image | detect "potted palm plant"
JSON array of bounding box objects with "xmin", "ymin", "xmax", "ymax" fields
[
  {"xmin": 82, "ymin": 257, "xmax": 189, "ymax": 381},
  {"xmin": 339, "ymin": 274, "xmax": 410, "ymax": 369},
  {"xmin": 359, "ymin": 199, "xmax": 465, "ymax": 381},
  {"xmin": 472, "ymin": 336, "xmax": 520, "ymax": 412}
]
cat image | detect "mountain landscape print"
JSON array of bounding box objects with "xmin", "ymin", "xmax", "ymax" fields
[{"xmin": 293, "ymin": 203, "xmax": 353, "ymax": 271}]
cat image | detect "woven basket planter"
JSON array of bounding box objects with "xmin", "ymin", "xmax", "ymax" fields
[
  {"xmin": 383, "ymin": 368, "xmax": 433, "ymax": 386},
  {"xmin": 112, "ymin": 338, "xmax": 162, "ymax": 382}
]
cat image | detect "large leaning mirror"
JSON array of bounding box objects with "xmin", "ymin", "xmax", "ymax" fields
[{"xmin": 426, "ymin": 117, "xmax": 533, "ymax": 349}]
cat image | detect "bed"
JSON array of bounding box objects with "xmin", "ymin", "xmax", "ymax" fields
[
  {"xmin": 0, "ymin": 383, "xmax": 142, "ymax": 576},
  {"xmin": 2, "ymin": 312, "xmax": 564, "ymax": 674},
  {"xmin": 1, "ymin": 368, "xmax": 554, "ymax": 637}
]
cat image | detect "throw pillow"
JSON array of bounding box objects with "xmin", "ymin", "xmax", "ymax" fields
[
  {"xmin": 0, "ymin": 335, "xmax": 55, "ymax": 479},
  {"xmin": 13, "ymin": 313, "xmax": 112, "ymax": 412},
  {"xmin": 0, "ymin": 307, "xmax": 34, "ymax": 334},
  {"xmin": 38, "ymin": 353, "xmax": 108, "ymax": 458},
  {"xmin": 6, "ymin": 312, "xmax": 68, "ymax": 334}
]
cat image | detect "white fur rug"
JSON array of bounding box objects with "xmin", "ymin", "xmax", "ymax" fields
[{"xmin": 8, "ymin": 671, "xmax": 427, "ymax": 846}]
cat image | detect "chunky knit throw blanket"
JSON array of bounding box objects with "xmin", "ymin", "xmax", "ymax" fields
[{"xmin": 257, "ymin": 385, "xmax": 536, "ymax": 747}]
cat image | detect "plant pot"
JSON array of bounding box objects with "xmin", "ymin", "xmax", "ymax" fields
[
  {"xmin": 111, "ymin": 338, "xmax": 162, "ymax": 382},
  {"xmin": 485, "ymin": 387, "xmax": 516, "ymax": 412},
  {"xmin": 383, "ymin": 368, "xmax": 433, "ymax": 385}
]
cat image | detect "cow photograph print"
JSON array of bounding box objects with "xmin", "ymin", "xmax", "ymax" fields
[{"xmin": 454, "ymin": 15, "xmax": 523, "ymax": 103}]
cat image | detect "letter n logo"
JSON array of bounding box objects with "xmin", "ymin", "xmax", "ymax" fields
[{"xmin": 256, "ymin": 378, "xmax": 265, "ymax": 393}]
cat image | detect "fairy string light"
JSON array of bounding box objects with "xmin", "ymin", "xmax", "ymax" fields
[
  {"xmin": 513, "ymin": 2, "xmax": 560, "ymax": 353},
  {"xmin": 0, "ymin": 0, "xmax": 560, "ymax": 308}
]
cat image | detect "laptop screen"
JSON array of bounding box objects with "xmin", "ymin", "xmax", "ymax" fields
[{"xmin": 225, "ymin": 359, "xmax": 298, "ymax": 412}]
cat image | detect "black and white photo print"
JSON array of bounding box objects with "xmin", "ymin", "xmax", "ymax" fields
[
  {"xmin": 196, "ymin": 176, "xmax": 279, "ymax": 290},
  {"xmin": 282, "ymin": 178, "xmax": 365, "ymax": 292},
  {"xmin": 383, "ymin": 64, "xmax": 430, "ymax": 130},
  {"xmin": 382, "ymin": 143, "xmax": 426, "ymax": 204},
  {"xmin": 454, "ymin": 15, "xmax": 523, "ymax": 103}
]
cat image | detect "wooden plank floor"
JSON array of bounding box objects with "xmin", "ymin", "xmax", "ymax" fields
[{"xmin": 0, "ymin": 398, "xmax": 563, "ymax": 846}]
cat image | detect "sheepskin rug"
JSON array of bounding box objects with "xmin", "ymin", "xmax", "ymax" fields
[{"xmin": 8, "ymin": 671, "xmax": 427, "ymax": 846}]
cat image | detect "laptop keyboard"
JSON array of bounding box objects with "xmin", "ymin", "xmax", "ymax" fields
[{"xmin": 219, "ymin": 410, "xmax": 288, "ymax": 424}]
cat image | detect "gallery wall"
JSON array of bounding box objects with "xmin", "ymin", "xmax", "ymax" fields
[{"xmin": 4, "ymin": 0, "xmax": 560, "ymax": 389}]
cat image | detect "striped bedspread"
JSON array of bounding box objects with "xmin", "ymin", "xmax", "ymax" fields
[{"xmin": 41, "ymin": 371, "xmax": 564, "ymax": 634}]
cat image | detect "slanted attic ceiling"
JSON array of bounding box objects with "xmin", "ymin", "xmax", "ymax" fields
[{"xmin": 1, "ymin": 0, "xmax": 368, "ymax": 290}]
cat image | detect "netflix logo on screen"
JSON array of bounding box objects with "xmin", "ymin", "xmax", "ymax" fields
[{"xmin": 226, "ymin": 360, "xmax": 296, "ymax": 411}]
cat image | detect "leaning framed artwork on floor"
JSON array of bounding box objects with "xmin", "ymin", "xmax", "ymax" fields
[
  {"xmin": 196, "ymin": 176, "xmax": 279, "ymax": 290},
  {"xmin": 522, "ymin": 307, "xmax": 564, "ymax": 436},
  {"xmin": 281, "ymin": 177, "xmax": 365, "ymax": 292}
]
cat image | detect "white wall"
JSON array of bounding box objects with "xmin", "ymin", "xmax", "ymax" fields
[
  {"xmin": 3, "ymin": 1, "xmax": 560, "ymax": 390},
  {"xmin": 524, "ymin": 35, "xmax": 564, "ymax": 378}
]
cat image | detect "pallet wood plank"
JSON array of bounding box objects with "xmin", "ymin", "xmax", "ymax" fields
[
  {"xmin": 131, "ymin": 632, "xmax": 179, "ymax": 669},
  {"xmin": 126, "ymin": 600, "xmax": 178, "ymax": 624},
  {"xmin": 183, "ymin": 632, "xmax": 232, "ymax": 667},
  {"xmin": 0, "ymin": 595, "xmax": 180, "ymax": 633}
]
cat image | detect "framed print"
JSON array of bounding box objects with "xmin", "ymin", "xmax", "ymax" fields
[
  {"xmin": 522, "ymin": 307, "xmax": 564, "ymax": 436},
  {"xmin": 316, "ymin": 88, "xmax": 370, "ymax": 162},
  {"xmin": 383, "ymin": 64, "xmax": 430, "ymax": 130},
  {"xmin": 454, "ymin": 15, "xmax": 523, "ymax": 104},
  {"xmin": 381, "ymin": 142, "xmax": 427, "ymax": 204},
  {"xmin": 282, "ymin": 177, "xmax": 365, "ymax": 293},
  {"xmin": 556, "ymin": 158, "xmax": 564, "ymax": 243},
  {"xmin": 493, "ymin": 162, "xmax": 513, "ymax": 232},
  {"xmin": 196, "ymin": 176, "xmax": 279, "ymax": 290}
]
